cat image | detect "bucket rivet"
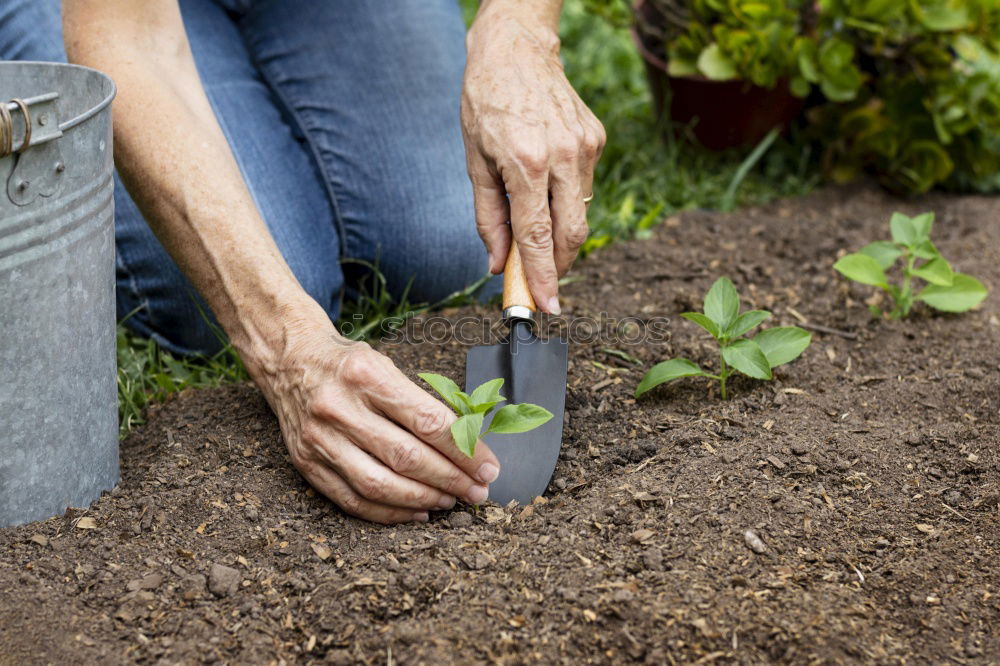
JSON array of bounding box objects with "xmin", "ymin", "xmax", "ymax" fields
[
  {"xmin": 38, "ymin": 113, "xmax": 48, "ymax": 126},
  {"xmin": 16, "ymin": 180, "xmax": 29, "ymax": 192},
  {"xmin": 55, "ymin": 162, "xmax": 65, "ymax": 173}
]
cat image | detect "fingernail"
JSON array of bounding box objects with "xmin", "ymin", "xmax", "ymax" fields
[
  {"xmin": 477, "ymin": 462, "xmax": 500, "ymax": 484},
  {"xmin": 412, "ymin": 511, "xmax": 429, "ymax": 523},
  {"xmin": 438, "ymin": 495, "xmax": 457, "ymax": 509},
  {"xmin": 466, "ymin": 484, "xmax": 489, "ymax": 504},
  {"xmin": 547, "ymin": 297, "xmax": 561, "ymax": 316}
]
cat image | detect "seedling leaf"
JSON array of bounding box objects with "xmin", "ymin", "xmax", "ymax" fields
[
  {"xmin": 726, "ymin": 310, "xmax": 771, "ymax": 338},
  {"xmin": 425, "ymin": 373, "xmax": 554, "ymax": 456},
  {"xmin": 486, "ymin": 403, "xmax": 553, "ymax": 434},
  {"xmin": 754, "ymin": 327, "xmax": 812, "ymax": 367},
  {"xmin": 454, "ymin": 391, "xmax": 476, "ymax": 415},
  {"xmin": 419, "ymin": 373, "xmax": 467, "ymax": 414},
  {"xmin": 451, "ymin": 413, "xmax": 484, "ymax": 457},
  {"xmin": 911, "ymin": 240, "xmax": 940, "ymax": 260},
  {"xmin": 890, "ymin": 212, "xmax": 918, "ymax": 246},
  {"xmin": 681, "ymin": 312, "xmax": 720, "ymax": 339},
  {"xmin": 911, "ymin": 256, "xmax": 954, "ymax": 287},
  {"xmin": 635, "ymin": 359, "xmax": 707, "ymax": 397},
  {"xmin": 833, "ymin": 253, "xmax": 889, "ymax": 288},
  {"xmin": 722, "ymin": 339, "xmax": 772, "ymax": 380},
  {"xmin": 910, "ymin": 212, "xmax": 934, "ymax": 241},
  {"xmin": 918, "ymin": 273, "xmax": 988, "ymax": 312},
  {"xmin": 704, "ymin": 277, "xmax": 740, "ymax": 329},
  {"xmin": 468, "ymin": 378, "xmax": 506, "ymax": 413},
  {"xmin": 859, "ymin": 241, "xmax": 902, "ymax": 270}
]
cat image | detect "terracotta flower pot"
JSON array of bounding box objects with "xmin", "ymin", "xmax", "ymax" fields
[{"xmin": 631, "ymin": 4, "xmax": 803, "ymax": 150}]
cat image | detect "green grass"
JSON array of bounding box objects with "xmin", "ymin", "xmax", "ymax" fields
[
  {"xmin": 116, "ymin": 325, "xmax": 247, "ymax": 438},
  {"xmin": 116, "ymin": 0, "xmax": 819, "ymax": 436}
]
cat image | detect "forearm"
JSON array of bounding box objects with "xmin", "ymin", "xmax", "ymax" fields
[
  {"xmin": 63, "ymin": 1, "xmax": 329, "ymax": 378},
  {"xmin": 470, "ymin": 0, "xmax": 563, "ymax": 47}
]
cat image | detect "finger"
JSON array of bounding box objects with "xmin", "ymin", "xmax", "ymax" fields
[
  {"xmin": 506, "ymin": 175, "xmax": 560, "ymax": 314},
  {"xmin": 314, "ymin": 440, "xmax": 459, "ymax": 511},
  {"xmin": 367, "ymin": 377, "xmax": 501, "ymax": 487},
  {"xmin": 575, "ymin": 111, "xmax": 606, "ymax": 204},
  {"xmin": 305, "ymin": 461, "xmax": 428, "ymax": 525},
  {"xmin": 469, "ymin": 154, "xmax": 512, "ymax": 275},
  {"xmin": 347, "ymin": 412, "xmax": 490, "ymax": 505},
  {"xmin": 549, "ymin": 170, "xmax": 589, "ymax": 277}
]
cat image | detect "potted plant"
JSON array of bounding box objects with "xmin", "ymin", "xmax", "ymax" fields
[{"xmin": 630, "ymin": 0, "xmax": 820, "ymax": 149}]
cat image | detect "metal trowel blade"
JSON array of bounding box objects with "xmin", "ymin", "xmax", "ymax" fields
[{"xmin": 464, "ymin": 319, "xmax": 568, "ymax": 505}]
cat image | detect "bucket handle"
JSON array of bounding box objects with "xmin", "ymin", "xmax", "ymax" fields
[{"xmin": 1, "ymin": 93, "xmax": 63, "ymax": 159}]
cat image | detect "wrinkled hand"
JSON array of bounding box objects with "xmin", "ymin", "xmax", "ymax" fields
[
  {"xmin": 255, "ymin": 319, "xmax": 500, "ymax": 524},
  {"xmin": 462, "ymin": 6, "xmax": 606, "ymax": 314}
]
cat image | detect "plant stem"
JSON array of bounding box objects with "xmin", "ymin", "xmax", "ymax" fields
[
  {"xmin": 898, "ymin": 251, "xmax": 915, "ymax": 318},
  {"xmin": 719, "ymin": 353, "xmax": 730, "ymax": 400}
]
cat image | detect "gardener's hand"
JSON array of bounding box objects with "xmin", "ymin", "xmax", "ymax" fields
[
  {"xmin": 255, "ymin": 316, "xmax": 500, "ymax": 524},
  {"xmin": 462, "ymin": 0, "xmax": 606, "ymax": 315}
]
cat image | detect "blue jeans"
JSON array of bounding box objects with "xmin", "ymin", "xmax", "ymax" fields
[{"xmin": 1, "ymin": 0, "xmax": 492, "ymax": 355}]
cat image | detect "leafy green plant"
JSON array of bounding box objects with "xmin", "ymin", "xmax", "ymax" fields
[
  {"xmin": 634, "ymin": 0, "xmax": 860, "ymax": 97},
  {"xmin": 635, "ymin": 278, "xmax": 811, "ymax": 400},
  {"xmin": 833, "ymin": 211, "xmax": 988, "ymax": 318},
  {"xmin": 621, "ymin": 0, "xmax": 1000, "ymax": 194},
  {"xmin": 419, "ymin": 374, "xmax": 553, "ymax": 457},
  {"xmin": 816, "ymin": 2, "xmax": 1000, "ymax": 194}
]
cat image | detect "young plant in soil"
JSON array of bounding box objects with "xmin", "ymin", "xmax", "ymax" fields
[
  {"xmin": 833, "ymin": 211, "xmax": 988, "ymax": 318},
  {"xmin": 419, "ymin": 374, "xmax": 553, "ymax": 457},
  {"xmin": 635, "ymin": 277, "xmax": 811, "ymax": 400}
]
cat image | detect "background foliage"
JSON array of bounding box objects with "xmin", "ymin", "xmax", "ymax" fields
[{"xmin": 623, "ymin": 0, "xmax": 1000, "ymax": 194}]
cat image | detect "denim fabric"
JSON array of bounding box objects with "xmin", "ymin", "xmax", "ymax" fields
[{"xmin": 1, "ymin": 0, "xmax": 492, "ymax": 355}]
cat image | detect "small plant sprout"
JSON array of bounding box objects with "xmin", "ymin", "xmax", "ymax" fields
[
  {"xmin": 418, "ymin": 373, "xmax": 553, "ymax": 457},
  {"xmin": 635, "ymin": 278, "xmax": 811, "ymax": 400},
  {"xmin": 834, "ymin": 211, "xmax": 988, "ymax": 318}
]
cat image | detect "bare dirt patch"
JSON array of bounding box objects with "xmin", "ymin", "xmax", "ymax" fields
[{"xmin": 2, "ymin": 184, "xmax": 998, "ymax": 664}]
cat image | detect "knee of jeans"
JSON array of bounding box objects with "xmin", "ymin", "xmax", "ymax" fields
[
  {"xmin": 117, "ymin": 287, "xmax": 226, "ymax": 358},
  {"xmin": 398, "ymin": 209, "xmax": 492, "ymax": 304}
]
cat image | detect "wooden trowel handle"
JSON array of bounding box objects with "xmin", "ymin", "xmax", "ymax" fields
[{"xmin": 502, "ymin": 242, "xmax": 536, "ymax": 312}]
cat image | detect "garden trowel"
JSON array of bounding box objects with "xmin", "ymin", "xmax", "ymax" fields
[{"xmin": 464, "ymin": 243, "xmax": 568, "ymax": 505}]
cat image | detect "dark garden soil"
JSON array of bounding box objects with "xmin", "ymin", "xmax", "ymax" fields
[{"xmin": 2, "ymin": 183, "xmax": 999, "ymax": 665}]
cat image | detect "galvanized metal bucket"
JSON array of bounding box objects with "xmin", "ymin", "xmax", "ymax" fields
[{"xmin": 1, "ymin": 62, "xmax": 118, "ymax": 527}]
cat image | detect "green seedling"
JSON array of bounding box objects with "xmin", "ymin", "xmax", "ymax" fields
[
  {"xmin": 635, "ymin": 278, "xmax": 811, "ymax": 400},
  {"xmin": 833, "ymin": 211, "xmax": 988, "ymax": 318},
  {"xmin": 419, "ymin": 373, "xmax": 553, "ymax": 457}
]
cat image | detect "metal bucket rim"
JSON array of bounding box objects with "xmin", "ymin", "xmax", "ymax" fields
[{"xmin": 0, "ymin": 60, "xmax": 116, "ymax": 134}]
